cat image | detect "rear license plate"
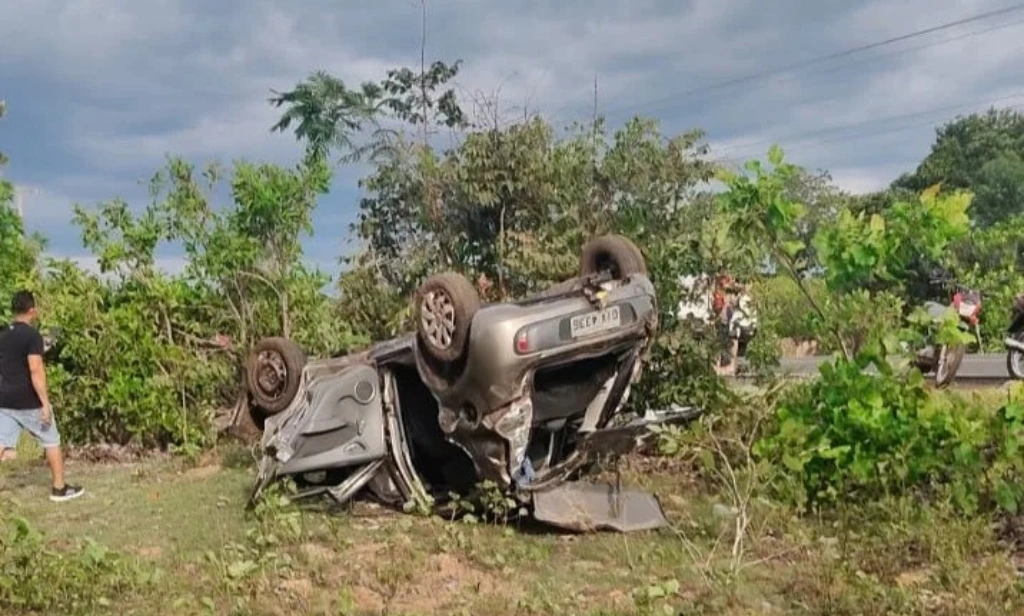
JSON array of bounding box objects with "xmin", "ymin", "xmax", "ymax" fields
[{"xmin": 570, "ymin": 305, "xmax": 622, "ymax": 338}]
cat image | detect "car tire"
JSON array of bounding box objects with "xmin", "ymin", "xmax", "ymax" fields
[
  {"xmin": 245, "ymin": 337, "xmax": 306, "ymax": 415},
  {"xmin": 580, "ymin": 234, "xmax": 647, "ymax": 279},
  {"xmin": 415, "ymin": 272, "xmax": 481, "ymax": 364}
]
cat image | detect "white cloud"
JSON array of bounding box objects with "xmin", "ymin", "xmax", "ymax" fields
[{"xmin": 830, "ymin": 165, "xmax": 908, "ymax": 195}]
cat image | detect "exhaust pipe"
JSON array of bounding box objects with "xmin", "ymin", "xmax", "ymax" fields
[{"xmin": 1004, "ymin": 336, "xmax": 1024, "ymax": 353}]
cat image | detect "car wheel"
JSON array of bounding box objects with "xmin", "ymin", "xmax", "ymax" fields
[
  {"xmin": 415, "ymin": 272, "xmax": 481, "ymax": 364},
  {"xmin": 245, "ymin": 337, "xmax": 306, "ymax": 415},
  {"xmin": 580, "ymin": 234, "xmax": 647, "ymax": 279}
]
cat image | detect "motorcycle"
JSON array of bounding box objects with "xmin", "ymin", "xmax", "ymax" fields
[
  {"xmin": 1004, "ymin": 294, "xmax": 1024, "ymax": 380},
  {"xmin": 913, "ymin": 284, "xmax": 982, "ymax": 388}
]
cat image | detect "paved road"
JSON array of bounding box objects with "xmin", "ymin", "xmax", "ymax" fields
[{"xmin": 769, "ymin": 353, "xmax": 1011, "ymax": 380}]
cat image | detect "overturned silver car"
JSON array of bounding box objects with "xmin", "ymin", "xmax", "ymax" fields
[{"xmin": 244, "ymin": 235, "xmax": 701, "ymax": 531}]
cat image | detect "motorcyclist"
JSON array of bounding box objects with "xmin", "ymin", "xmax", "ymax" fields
[{"xmin": 713, "ymin": 274, "xmax": 740, "ymax": 374}]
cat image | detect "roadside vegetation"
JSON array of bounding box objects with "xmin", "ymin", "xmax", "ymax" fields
[{"xmin": 2, "ymin": 59, "xmax": 1024, "ymax": 615}]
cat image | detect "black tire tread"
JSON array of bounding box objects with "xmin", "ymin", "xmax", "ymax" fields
[
  {"xmin": 245, "ymin": 337, "xmax": 306, "ymax": 415},
  {"xmin": 580, "ymin": 234, "xmax": 647, "ymax": 278}
]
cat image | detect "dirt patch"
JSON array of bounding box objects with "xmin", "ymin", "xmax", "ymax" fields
[
  {"xmin": 183, "ymin": 464, "xmax": 221, "ymax": 480},
  {"xmin": 65, "ymin": 443, "xmax": 161, "ymax": 464},
  {"xmin": 349, "ymin": 586, "xmax": 385, "ymax": 613},
  {"xmin": 348, "ymin": 541, "xmax": 387, "ymax": 559},
  {"xmin": 995, "ymin": 514, "xmax": 1024, "ymax": 577},
  {"xmin": 137, "ymin": 546, "xmax": 163, "ymax": 559},
  {"xmin": 780, "ymin": 338, "xmax": 819, "ymax": 358},
  {"xmin": 895, "ymin": 568, "xmax": 931, "ymax": 588},
  {"xmin": 389, "ymin": 553, "xmax": 502, "ymax": 612},
  {"xmin": 277, "ymin": 577, "xmax": 314, "ymax": 599},
  {"xmin": 299, "ymin": 542, "xmax": 337, "ymax": 564}
]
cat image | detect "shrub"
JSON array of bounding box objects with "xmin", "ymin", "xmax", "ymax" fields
[
  {"xmin": 753, "ymin": 357, "xmax": 1024, "ymax": 514},
  {"xmin": 753, "ymin": 276, "xmax": 823, "ymax": 340}
]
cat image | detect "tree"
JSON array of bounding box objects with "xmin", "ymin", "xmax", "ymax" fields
[
  {"xmin": 721, "ymin": 147, "xmax": 972, "ymax": 359},
  {"xmin": 269, "ymin": 61, "xmax": 466, "ymax": 165},
  {"xmin": 893, "ymin": 108, "xmax": 1024, "ymax": 226},
  {"xmin": 338, "ymin": 103, "xmax": 730, "ymax": 408},
  {"xmin": 0, "ymin": 103, "xmax": 45, "ymax": 319},
  {"xmin": 51, "ymin": 154, "xmax": 363, "ymax": 446},
  {"xmin": 950, "ymin": 214, "xmax": 1024, "ymax": 348},
  {"xmin": 780, "ymin": 168, "xmax": 849, "ymax": 273},
  {"xmin": 269, "ymin": 72, "xmax": 382, "ymax": 164},
  {"xmin": 971, "ymin": 153, "xmax": 1024, "ymax": 226}
]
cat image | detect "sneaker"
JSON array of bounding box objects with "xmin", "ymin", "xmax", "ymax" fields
[{"xmin": 50, "ymin": 484, "xmax": 84, "ymax": 502}]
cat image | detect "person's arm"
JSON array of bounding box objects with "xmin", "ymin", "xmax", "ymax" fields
[{"xmin": 27, "ymin": 332, "xmax": 50, "ymax": 420}]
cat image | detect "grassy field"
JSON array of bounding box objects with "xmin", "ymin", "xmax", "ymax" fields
[{"xmin": 2, "ymin": 430, "xmax": 1022, "ymax": 616}]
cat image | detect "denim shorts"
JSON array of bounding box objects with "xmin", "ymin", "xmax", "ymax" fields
[{"xmin": 0, "ymin": 407, "xmax": 61, "ymax": 449}]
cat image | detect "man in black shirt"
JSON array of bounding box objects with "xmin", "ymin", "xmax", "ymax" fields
[{"xmin": 0, "ymin": 290, "xmax": 83, "ymax": 502}]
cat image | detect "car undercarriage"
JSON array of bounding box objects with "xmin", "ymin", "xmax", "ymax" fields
[{"xmin": 244, "ymin": 235, "xmax": 703, "ymax": 532}]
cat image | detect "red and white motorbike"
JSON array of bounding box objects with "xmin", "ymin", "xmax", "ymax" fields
[{"xmin": 914, "ymin": 285, "xmax": 982, "ymax": 388}]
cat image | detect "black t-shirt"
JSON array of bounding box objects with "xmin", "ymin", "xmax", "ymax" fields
[{"xmin": 0, "ymin": 322, "xmax": 44, "ymax": 410}]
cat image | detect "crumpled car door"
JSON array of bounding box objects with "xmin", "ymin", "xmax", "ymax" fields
[{"xmin": 251, "ymin": 363, "xmax": 388, "ymax": 503}]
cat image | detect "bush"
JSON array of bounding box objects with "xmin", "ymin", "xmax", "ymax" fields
[
  {"xmin": 6, "ymin": 157, "xmax": 365, "ymax": 449},
  {"xmin": 753, "ymin": 357, "xmax": 1024, "ymax": 514},
  {"xmin": 632, "ymin": 325, "xmax": 734, "ymax": 413},
  {"xmin": 753, "ymin": 276, "xmax": 823, "ymax": 340},
  {"xmin": 951, "ymin": 215, "xmax": 1024, "ymax": 351}
]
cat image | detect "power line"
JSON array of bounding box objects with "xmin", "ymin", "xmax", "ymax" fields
[
  {"xmin": 714, "ymin": 100, "xmax": 1024, "ymax": 165},
  {"xmin": 624, "ymin": 16, "xmax": 1024, "ymax": 120},
  {"xmin": 711, "ymin": 91, "xmax": 1024, "ymax": 160},
  {"xmin": 551, "ymin": 3, "xmax": 1024, "ymax": 121},
  {"xmin": 787, "ymin": 17, "xmax": 1024, "ymax": 85}
]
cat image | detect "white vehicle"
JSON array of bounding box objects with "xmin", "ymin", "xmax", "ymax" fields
[
  {"xmin": 730, "ymin": 292, "xmax": 758, "ymax": 340},
  {"xmin": 676, "ymin": 275, "xmax": 758, "ymax": 361},
  {"xmin": 676, "ymin": 275, "xmax": 713, "ymax": 323}
]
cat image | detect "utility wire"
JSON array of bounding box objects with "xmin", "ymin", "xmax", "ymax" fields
[
  {"xmin": 550, "ymin": 3, "xmax": 1024, "ymax": 122},
  {"xmin": 787, "ymin": 17, "xmax": 1024, "ymax": 85},
  {"xmin": 623, "ymin": 16, "xmax": 1024, "ymax": 120},
  {"xmin": 714, "ymin": 101, "xmax": 1024, "ymax": 165},
  {"xmin": 711, "ymin": 91, "xmax": 1024, "ymax": 160}
]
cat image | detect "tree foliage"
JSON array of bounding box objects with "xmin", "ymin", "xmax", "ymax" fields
[
  {"xmin": 719, "ymin": 148, "xmax": 1024, "ymax": 515},
  {"xmin": 893, "ymin": 108, "xmax": 1024, "ymax": 226},
  {"xmin": 269, "ymin": 60, "xmax": 466, "ymax": 166},
  {"xmin": 14, "ymin": 156, "xmax": 363, "ymax": 446}
]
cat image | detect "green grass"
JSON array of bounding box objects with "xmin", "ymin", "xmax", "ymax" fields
[{"xmin": 2, "ymin": 444, "xmax": 1022, "ymax": 616}]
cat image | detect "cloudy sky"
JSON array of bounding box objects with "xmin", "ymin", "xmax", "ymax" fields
[{"xmin": 2, "ymin": 0, "xmax": 1022, "ymax": 275}]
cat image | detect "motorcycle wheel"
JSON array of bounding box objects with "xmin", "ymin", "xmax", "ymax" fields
[
  {"xmin": 1007, "ymin": 333, "xmax": 1024, "ymax": 380},
  {"xmin": 934, "ymin": 343, "xmax": 966, "ymax": 388}
]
